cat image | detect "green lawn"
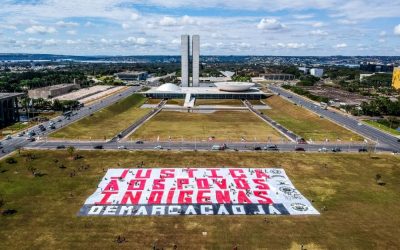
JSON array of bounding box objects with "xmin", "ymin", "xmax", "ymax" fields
[
  {"xmin": 364, "ymin": 120, "xmax": 400, "ymax": 136},
  {"xmin": 50, "ymin": 94, "xmax": 150, "ymax": 140},
  {"xmin": 0, "ymin": 150, "xmax": 399, "ymax": 249},
  {"xmin": 131, "ymin": 110, "xmax": 283, "ymax": 141},
  {"xmin": 263, "ymin": 96, "xmax": 364, "ymax": 142},
  {"xmin": 195, "ymin": 99, "xmax": 243, "ymax": 106}
]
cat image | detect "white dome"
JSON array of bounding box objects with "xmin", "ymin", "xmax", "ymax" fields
[
  {"xmin": 214, "ymin": 82, "xmax": 255, "ymax": 92},
  {"xmin": 157, "ymin": 83, "xmax": 181, "ymax": 92}
]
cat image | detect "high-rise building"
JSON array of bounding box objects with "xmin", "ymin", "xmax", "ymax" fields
[
  {"xmin": 310, "ymin": 68, "xmax": 324, "ymax": 78},
  {"xmin": 192, "ymin": 35, "xmax": 200, "ymax": 87},
  {"xmin": 181, "ymin": 35, "xmax": 190, "ymax": 87},
  {"xmin": 392, "ymin": 67, "xmax": 400, "ymax": 90}
]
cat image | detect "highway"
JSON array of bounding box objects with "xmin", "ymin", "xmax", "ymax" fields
[
  {"xmin": 268, "ymin": 85, "xmax": 400, "ymax": 152},
  {"xmin": 27, "ymin": 140, "xmax": 386, "ymax": 153},
  {"xmin": 0, "ymin": 86, "xmax": 142, "ymax": 158}
]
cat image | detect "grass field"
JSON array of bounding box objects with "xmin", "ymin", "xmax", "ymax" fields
[
  {"xmin": 50, "ymin": 94, "xmax": 149, "ymax": 140},
  {"xmin": 0, "ymin": 150, "xmax": 399, "ymax": 249},
  {"xmin": 131, "ymin": 110, "xmax": 282, "ymax": 141},
  {"xmin": 263, "ymin": 96, "xmax": 364, "ymax": 142},
  {"xmin": 195, "ymin": 99, "xmax": 243, "ymax": 106},
  {"xmin": 364, "ymin": 120, "xmax": 400, "ymax": 136}
]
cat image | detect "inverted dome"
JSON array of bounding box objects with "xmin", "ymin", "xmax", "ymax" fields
[
  {"xmin": 214, "ymin": 82, "xmax": 255, "ymax": 92},
  {"xmin": 157, "ymin": 83, "xmax": 181, "ymax": 92}
]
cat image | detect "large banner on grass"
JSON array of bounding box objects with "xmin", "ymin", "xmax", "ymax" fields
[{"xmin": 79, "ymin": 168, "xmax": 319, "ymax": 216}]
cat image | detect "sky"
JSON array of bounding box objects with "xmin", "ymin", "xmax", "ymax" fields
[{"xmin": 0, "ymin": 0, "xmax": 400, "ymax": 56}]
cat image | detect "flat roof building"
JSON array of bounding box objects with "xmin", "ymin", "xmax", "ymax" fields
[
  {"xmin": 262, "ymin": 73, "xmax": 295, "ymax": 81},
  {"xmin": 28, "ymin": 83, "xmax": 80, "ymax": 99},
  {"xmin": 115, "ymin": 71, "xmax": 148, "ymax": 81},
  {"xmin": 0, "ymin": 92, "xmax": 24, "ymax": 127}
]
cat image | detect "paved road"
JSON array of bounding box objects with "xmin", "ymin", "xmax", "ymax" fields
[
  {"xmin": 27, "ymin": 140, "xmax": 386, "ymax": 153},
  {"xmin": 268, "ymin": 85, "xmax": 400, "ymax": 151},
  {"xmin": 0, "ymin": 86, "xmax": 142, "ymax": 158}
]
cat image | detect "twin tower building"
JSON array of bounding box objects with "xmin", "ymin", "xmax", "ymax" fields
[{"xmin": 181, "ymin": 34, "xmax": 200, "ymax": 87}]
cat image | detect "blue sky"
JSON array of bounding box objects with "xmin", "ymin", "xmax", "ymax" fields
[{"xmin": 0, "ymin": 0, "xmax": 399, "ymax": 56}]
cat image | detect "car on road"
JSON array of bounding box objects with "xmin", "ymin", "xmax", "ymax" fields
[
  {"xmin": 296, "ymin": 138, "xmax": 307, "ymax": 144},
  {"xmin": 253, "ymin": 146, "xmax": 262, "ymax": 151},
  {"xmin": 318, "ymin": 147, "xmax": 328, "ymax": 152},
  {"xmin": 331, "ymin": 147, "xmax": 342, "ymax": 152},
  {"xmin": 263, "ymin": 145, "xmax": 279, "ymax": 151},
  {"xmin": 56, "ymin": 145, "xmax": 66, "ymax": 149},
  {"xmin": 27, "ymin": 137, "xmax": 36, "ymax": 142},
  {"xmin": 117, "ymin": 145, "xmax": 127, "ymax": 149},
  {"xmin": 5, "ymin": 135, "xmax": 12, "ymax": 140},
  {"xmin": 358, "ymin": 148, "xmax": 368, "ymax": 152},
  {"xmin": 28, "ymin": 130, "xmax": 36, "ymax": 136},
  {"xmin": 397, "ymin": 138, "xmax": 400, "ymax": 142},
  {"xmin": 93, "ymin": 145, "xmax": 103, "ymax": 149},
  {"xmin": 135, "ymin": 140, "xmax": 144, "ymax": 144},
  {"xmin": 154, "ymin": 145, "xmax": 163, "ymax": 150},
  {"xmin": 295, "ymin": 147, "xmax": 305, "ymax": 152},
  {"xmin": 18, "ymin": 131, "xmax": 25, "ymax": 137},
  {"xmin": 211, "ymin": 144, "xmax": 227, "ymax": 151}
]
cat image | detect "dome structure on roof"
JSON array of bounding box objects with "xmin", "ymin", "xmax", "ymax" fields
[
  {"xmin": 157, "ymin": 83, "xmax": 181, "ymax": 92},
  {"xmin": 214, "ymin": 82, "xmax": 255, "ymax": 92}
]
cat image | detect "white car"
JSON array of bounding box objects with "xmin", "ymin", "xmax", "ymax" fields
[
  {"xmin": 117, "ymin": 145, "xmax": 127, "ymax": 150},
  {"xmin": 154, "ymin": 145, "xmax": 163, "ymax": 150},
  {"xmin": 318, "ymin": 147, "xmax": 328, "ymax": 152},
  {"xmin": 6, "ymin": 135, "xmax": 12, "ymax": 140}
]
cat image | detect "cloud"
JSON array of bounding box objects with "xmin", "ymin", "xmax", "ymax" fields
[
  {"xmin": 158, "ymin": 15, "xmax": 199, "ymax": 27},
  {"xmin": 130, "ymin": 13, "xmax": 140, "ymax": 21},
  {"xmin": 379, "ymin": 31, "xmax": 386, "ymax": 37},
  {"xmin": 309, "ymin": 30, "xmax": 328, "ymax": 36},
  {"xmin": 275, "ymin": 42, "xmax": 306, "ymax": 49},
  {"xmin": 257, "ymin": 18, "xmax": 286, "ymax": 30},
  {"xmin": 66, "ymin": 30, "xmax": 77, "ymax": 35},
  {"xmin": 0, "ymin": 24, "xmax": 17, "ymax": 30},
  {"xmin": 56, "ymin": 21, "xmax": 79, "ymax": 28},
  {"xmin": 293, "ymin": 14, "xmax": 314, "ymax": 19},
  {"xmin": 394, "ymin": 24, "xmax": 400, "ymax": 36},
  {"xmin": 25, "ymin": 25, "xmax": 56, "ymax": 34},
  {"xmin": 337, "ymin": 19, "xmax": 357, "ymax": 25},
  {"xmin": 312, "ymin": 22, "xmax": 324, "ymax": 27},
  {"xmin": 334, "ymin": 43, "xmax": 347, "ymax": 48}
]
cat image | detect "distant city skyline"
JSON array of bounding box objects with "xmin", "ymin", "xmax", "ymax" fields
[{"xmin": 0, "ymin": 0, "xmax": 399, "ymax": 56}]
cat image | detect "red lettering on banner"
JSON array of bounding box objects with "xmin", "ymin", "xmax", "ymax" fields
[
  {"xmin": 104, "ymin": 180, "xmax": 119, "ymax": 191},
  {"xmin": 167, "ymin": 188, "xmax": 175, "ymax": 203},
  {"xmin": 213, "ymin": 179, "xmax": 227, "ymax": 189},
  {"xmin": 153, "ymin": 179, "xmax": 165, "ymax": 190},
  {"xmin": 234, "ymin": 178, "xmax": 250, "ymax": 189},
  {"xmin": 120, "ymin": 191, "xmax": 142, "ymax": 204},
  {"xmin": 230, "ymin": 169, "xmax": 246, "ymax": 178},
  {"xmin": 160, "ymin": 169, "xmax": 175, "ymax": 178},
  {"xmin": 253, "ymin": 179, "xmax": 270, "ymax": 190},
  {"xmin": 215, "ymin": 190, "xmax": 231, "ymax": 203},
  {"xmin": 196, "ymin": 178, "xmax": 210, "ymax": 189},
  {"xmin": 254, "ymin": 190, "xmax": 273, "ymax": 204},
  {"xmin": 111, "ymin": 169, "xmax": 129, "ymax": 180},
  {"xmin": 95, "ymin": 192, "xmax": 117, "ymax": 205},
  {"xmin": 207, "ymin": 169, "xmax": 223, "ymax": 178},
  {"xmin": 187, "ymin": 168, "xmax": 198, "ymax": 178},
  {"xmin": 177, "ymin": 178, "xmax": 189, "ymax": 189},
  {"xmin": 148, "ymin": 191, "xmax": 164, "ymax": 204},
  {"xmin": 127, "ymin": 179, "xmax": 146, "ymax": 190},
  {"xmin": 136, "ymin": 169, "xmax": 152, "ymax": 178},
  {"xmin": 255, "ymin": 170, "xmax": 269, "ymax": 179},
  {"xmin": 178, "ymin": 190, "xmax": 193, "ymax": 204},
  {"xmin": 238, "ymin": 190, "xmax": 252, "ymax": 203},
  {"xmin": 197, "ymin": 190, "xmax": 212, "ymax": 204}
]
